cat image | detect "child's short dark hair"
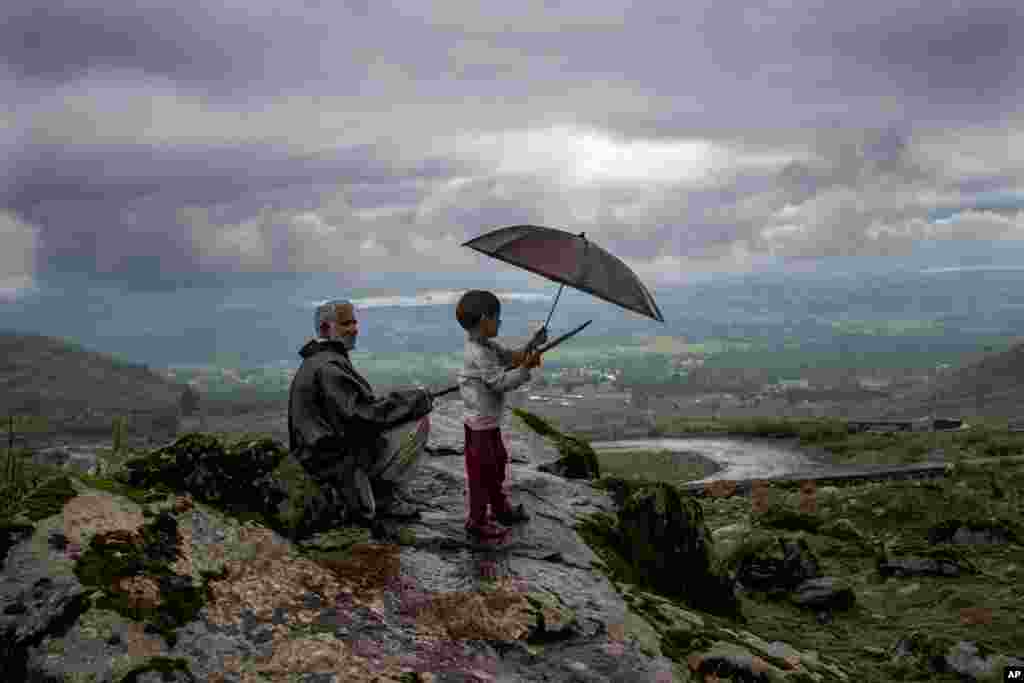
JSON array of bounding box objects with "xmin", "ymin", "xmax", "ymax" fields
[{"xmin": 456, "ymin": 290, "xmax": 501, "ymax": 331}]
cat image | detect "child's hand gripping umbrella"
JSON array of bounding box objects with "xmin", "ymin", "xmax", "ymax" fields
[{"xmin": 431, "ymin": 320, "xmax": 592, "ymax": 398}]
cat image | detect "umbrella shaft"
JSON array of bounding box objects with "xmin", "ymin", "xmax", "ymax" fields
[{"xmin": 544, "ymin": 282, "xmax": 565, "ymax": 330}]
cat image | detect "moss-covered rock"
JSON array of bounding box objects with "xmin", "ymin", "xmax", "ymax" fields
[
  {"xmin": 116, "ymin": 433, "xmax": 287, "ymax": 502},
  {"xmin": 109, "ymin": 433, "xmax": 350, "ymax": 540},
  {"xmin": 725, "ymin": 534, "xmax": 823, "ymax": 595},
  {"xmin": 1, "ymin": 447, "xmax": 79, "ymax": 527},
  {"xmin": 513, "ymin": 409, "xmax": 600, "ymax": 479},
  {"xmin": 580, "ymin": 478, "xmax": 743, "ymax": 621},
  {"xmin": 618, "ymin": 482, "xmax": 713, "ymax": 579},
  {"xmin": 885, "ymin": 630, "xmax": 960, "ymax": 678},
  {"xmin": 616, "ymin": 582, "xmax": 849, "ymax": 681},
  {"xmin": 926, "ymin": 517, "xmax": 1021, "ymax": 545}
]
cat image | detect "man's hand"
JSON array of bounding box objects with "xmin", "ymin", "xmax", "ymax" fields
[
  {"xmin": 416, "ymin": 387, "xmax": 434, "ymax": 412},
  {"xmin": 529, "ymin": 325, "xmax": 549, "ymax": 349},
  {"xmin": 523, "ymin": 350, "xmax": 543, "ymax": 369}
]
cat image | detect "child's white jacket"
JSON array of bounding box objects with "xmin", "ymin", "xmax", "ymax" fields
[{"xmin": 457, "ymin": 332, "xmax": 533, "ymax": 425}]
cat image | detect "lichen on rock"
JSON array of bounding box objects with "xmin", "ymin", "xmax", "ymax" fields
[{"xmin": 71, "ymin": 509, "xmax": 218, "ymax": 645}]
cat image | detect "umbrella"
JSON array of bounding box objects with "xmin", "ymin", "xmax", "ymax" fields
[
  {"xmin": 429, "ymin": 225, "xmax": 664, "ymax": 398},
  {"xmin": 463, "ymin": 224, "xmax": 665, "ymax": 327}
]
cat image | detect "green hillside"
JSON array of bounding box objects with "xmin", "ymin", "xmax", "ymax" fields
[{"xmin": 0, "ymin": 332, "xmax": 192, "ymax": 438}]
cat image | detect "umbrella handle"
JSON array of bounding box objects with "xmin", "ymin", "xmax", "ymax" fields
[
  {"xmin": 432, "ymin": 385, "xmax": 461, "ymax": 399},
  {"xmin": 430, "ymin": 319, "xmax": 593, "ymax": 399}
]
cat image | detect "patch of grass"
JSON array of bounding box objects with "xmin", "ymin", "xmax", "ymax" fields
[
  {"xmin": 658, "ymin": 416, "xmax": 841, "ymax": 440},
  {"xmin": 0, "ymin": 447, "xmax": 79, "ymax": 525},
  {"xmin": 595, "ymin": 449, "xmax": 719, "ymax": 485},
  {"xmin": 73, "ymin": 472, "xmax": 174, "ymax": 507},
  {"xmin": 690, "ymin": 459, "xmax": 1024, "ymax": 679},
  {"xmin": 116, "ymin": 657, "xmax": 196, "ymax": 683},
  {"xmin": 754, "ymin": 506, "xmax": 823, "ymax": 533}
]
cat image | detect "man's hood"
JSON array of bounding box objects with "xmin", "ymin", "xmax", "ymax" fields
[{"xmin": 298, "ymin": 338, "xmax": 350, "ymax": 359}]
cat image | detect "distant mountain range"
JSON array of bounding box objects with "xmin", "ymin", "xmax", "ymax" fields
[
  {"xmin": 5, "ymin": 265, "xmax": 1024, "ymax": 370},
  {"xmin": 883, "ymin": 341, "xmax": 1024, "ymax": 420},
  {"xmin": 2, "ymin": 325, "xmax": 1023, "ymax": 436}
]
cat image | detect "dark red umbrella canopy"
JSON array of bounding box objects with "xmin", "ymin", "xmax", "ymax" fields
[{"xmin": 462, "ymin": 224, "xmax": 665, "ymax": 323}]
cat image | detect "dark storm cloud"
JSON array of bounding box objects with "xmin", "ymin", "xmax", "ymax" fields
[
  {"xmin": 0, "ymin": 2, "xmax": 271, "ymax": 86},
  {"xmin": 3, "ymin": 138, "xmax": 471, "ymax": 292},
  {"xmin": 799, "ymin": 3, "xmax": 1024, "ymax": 100},
  {"xmin": 3, "ymin": 0, "xmax": 1024, "ymax": 302},
  {"xmin": 5, "ymin": 142, "xmax": 465, "ymax": 212}
]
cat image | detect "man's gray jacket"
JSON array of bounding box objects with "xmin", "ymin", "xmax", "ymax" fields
[{"xmin": 288, "ymin": 338, "xmax": 432, "ymax": 480}]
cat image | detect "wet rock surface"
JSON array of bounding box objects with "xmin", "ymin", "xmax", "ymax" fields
[
  {"xmin": 788, "ymin": 577, "xmax": 856, "ymax": 611},
  {"xmin": 19, "ymin": 398, "xmax": 1024, "ymax": 681},
  {"xmin": 877, "ymin": 556, "xmax": 979, "ymax": 578},
  {"xmin": 734, "ymin": 537, "xmax": 823, "ymax": 593},
  {"xmin": 3, "ymin": 401, "xmax": 698, "ymax": 682}
]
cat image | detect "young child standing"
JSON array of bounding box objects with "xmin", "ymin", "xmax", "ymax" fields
[{"xmin": 456, "ymin": 290, "xmax": 547, "ymax": 542}]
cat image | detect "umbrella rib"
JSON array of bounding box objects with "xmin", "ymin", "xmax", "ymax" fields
[
  {"xmin": 467, "ymin": 249, "xmax": 664, "ymax": 321},
  {"xmin": 483, "ymin": 250, "xmax": 664, "ymax": 320}
]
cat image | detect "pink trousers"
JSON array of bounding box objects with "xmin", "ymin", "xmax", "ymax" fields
[{"xmin": 463, "ymin": 425, "xmax": 513, "ymax": 529}]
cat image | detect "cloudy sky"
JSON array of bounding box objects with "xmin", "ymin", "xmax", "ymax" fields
[{"xmin": 3, "ymin": 0, "xmax": 1024, "ymax": 308}]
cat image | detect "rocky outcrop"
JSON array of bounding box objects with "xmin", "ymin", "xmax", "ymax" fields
[
  {"xmin": 618, "ymin": 584, "xmax": 851, "ymax": 682},
  {"xmin": 733, "ymin": 536, "xmax": 823, "ymax": 593},
  {"xmin": 877, "ymin": 555, "xmax": 979, "ymax": 578},
  {"xmin": 927, "ymin": 518, "xmax": 1020, "ymax": 546},
  {"xmin": 888, "ymin": 631, "xmax": 1024, "ymax": 681},
  {"xmin": 0, "ymin": 402, "xmax": 856, "ymax": 682},
  {"xmin": 590, "ymin": 479, "xmax": 744, "ymax": 622}
]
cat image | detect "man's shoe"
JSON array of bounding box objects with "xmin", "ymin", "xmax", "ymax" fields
[
  {"xmin": 376, "ymin": 497, "xmax": 421, "ymax": 520},
  {"xmin": 375, "ymin": 485, "xmax": 423, "ymax": 520},
  {"xmin": 494, "ymin": 503, "xmax": 530, "ymax": 526}
]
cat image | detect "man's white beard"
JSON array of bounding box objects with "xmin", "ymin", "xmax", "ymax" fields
[{"xmin": 324, "ymin": 333, "xmax": 356, "ymax": 350}]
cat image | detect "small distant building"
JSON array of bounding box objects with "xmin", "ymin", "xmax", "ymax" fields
[
  {"xmin": 776, "ymin": 379, "xmax": 810, "ymax": 391},
  {"xmin": 858, "ymin": 377, "xmax": 892, "ymax": 390},
  {"xmin": 672, "ymin": 356, "xmax": 705, "ymax": 370}
]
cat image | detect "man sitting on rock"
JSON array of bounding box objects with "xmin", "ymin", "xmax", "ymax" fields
[{"xmin": 288, "ymin": 299, "xmax": 434, "ymax": 526}]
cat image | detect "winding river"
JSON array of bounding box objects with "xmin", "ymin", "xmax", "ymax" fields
[{"xmin": 589, "ymin": 437, "xmax": 823, "ymax": 484}]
